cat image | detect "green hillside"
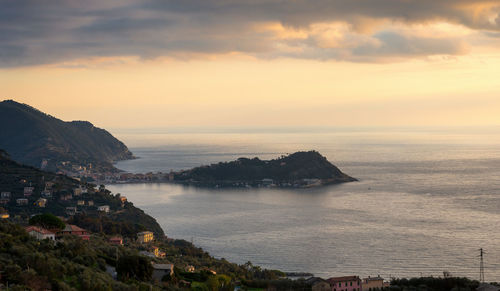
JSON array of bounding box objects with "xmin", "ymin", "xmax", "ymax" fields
[
  {"xmin": 174, "ymin": 151, "xmax": 357, "ymax": 187},
  {"xmin": 0, "ymin": 100, "xmax": 133, "ymax": 172},
  {"xmin": 0, "ymin": 150, "xmax": 164, "ymax": 238}
]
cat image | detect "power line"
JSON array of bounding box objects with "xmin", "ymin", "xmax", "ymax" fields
[{"xmin": 479, "ymin": 248, "xmax": 485, "ymax": 283}]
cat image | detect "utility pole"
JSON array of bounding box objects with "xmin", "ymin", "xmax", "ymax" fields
[{"xmin": 479, "ymin": 248, "xmax": 485, "ymax": 283}]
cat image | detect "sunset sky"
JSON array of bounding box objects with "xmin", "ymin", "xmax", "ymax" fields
[{"xmin": 2, "ymin": 0, "xmax": 500, "ymax": 129}]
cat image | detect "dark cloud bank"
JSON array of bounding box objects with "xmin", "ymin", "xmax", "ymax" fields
[{"xmin": 1, "ymin": 0, "xmax": 499, "ymax": 67}]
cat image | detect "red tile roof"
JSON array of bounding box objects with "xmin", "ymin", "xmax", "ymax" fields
[
  {"xmin": 25, "ymin": 226, "xmax": 55, "ymax": 235},
  {"xmin": 61, "ymin": 224, "xmax": 88, "ymax": 233}
]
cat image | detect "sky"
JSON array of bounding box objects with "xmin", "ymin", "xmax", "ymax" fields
[{"xmin": 1, "ymin": 0, "xmax": 500, "ymax": 129}]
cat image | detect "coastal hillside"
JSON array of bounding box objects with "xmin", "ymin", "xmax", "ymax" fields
[
  {"xmin": 174, "ymin": 150, "xmax": 357, "ymax": 187},
  {"xmin": 0, "ymin": 150, "xmax": 163, "ymax": 237},
  {"xmin": 0, "ymin": 100, "xmax": 133, "ymax": 172}
]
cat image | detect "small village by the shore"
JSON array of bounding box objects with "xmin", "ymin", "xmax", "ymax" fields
[{"xmin": 9, "ymin": 211, "xmax": 393, "ymax": 291}]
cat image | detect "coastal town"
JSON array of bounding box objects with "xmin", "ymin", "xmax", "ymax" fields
[
  {"xmin": 7, "ymin": 211, "xmax": 497, "ymax": 291},
  {"xmin": 2, "ymin": 181, "xmax": 493, "ymax": 290},
  {"xmin": 6, "ymin": 200, "xmax": 393, "ymax": 291},
  {"xmin": 1, "ymin": 150, "xmax": 496, "ymax": 290},
  {"xmin": 14, "ymin": 213, "xmax": 393, "ymax": 290},
  {"xmin": 53, "ymin": 151, "xmax": 357, "ymax": 189},
  {"xmin": 54, "ymin": 165, "xmax": 326, "ymax": 189}
]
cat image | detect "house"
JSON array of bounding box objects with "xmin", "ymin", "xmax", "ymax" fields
[
  {"xmin": 36, "ymin": 198, "xmax": 47, "ymax": 207},
  {"xmin": 16, "ymin": 198, "xmax": 29, "ymax": 205},
  {"xmin": 58, "ymin": 224, "xmax": 90, "ymax": 240},
  {"xmin": 262, "ymin": 178, "xmax": 274, "ymax": 186},
  {"xmin": 87, "ymin": 200, "xmax": 94, "ymax": 206},
  {"xmin": 25, "ymin": 226, "xmax": 55, "ymax": 240},
  {"xmin": 98, "ymin": 205, "xmax": 110, "ymax": 213},
  {"xmin": 362, "ymin": 276, "xmax": 386, "ymax": 290},
  {"xmin": 73, "ymin": 187, "xmax": 82, "ymax": 196},
  {"xmin": 109, "ymin": 236, "xmax": 123, "ymax": 245},
  {"xmin": 151, "ymin": 246, "xmax": 160, "ymax": 257},
  {"xmin": 60, "ymin": 194, "xmax": 73, "ymax": 201},
  {"xmin": 1, "ymin": 192, "xmax": 11, "ymax": 199},
  {"xmin": 139, "ymin": 251, "xmax": 156, "ymax": 258},
  {"xmin": 41, "ymin": 189, "xmax": 52, "ymax": 197},
  {"xmin": 24, "ymin": 187, "xmax": 34, "ymax": 197},
  {"xmin": 120, "ymin": 196, "xmax": 127, "ymax": 207},
  {"xmin": 302, "ymin": 178, "xmax": 321, "ymax": 186},
  {"xmin": 77, "ymin": 200, "xmax": 85, "ymax": 206},
  {"xmin": 65, "ymin": 206, "xmax": 77, "ymax": 216},
  {"xmin": 45, "ymin": 182, "xmax": 55, "ymax": 189},
  {"xmin": 137, "ymin": 231, "xmax": 154, "ymax": 243},
  {"xmin": 0, "ymin": 198, "xmax": 9, "ymax": 205},
  {"xmin": 152, "ymin": 264, "xmax": 174, "ymax": 282},
  {"xmin": 327, "ymin": 276, "xmax": 362, "ymax": 291},
  {"xmin": 305, "ymin": 277, "xmax": 331, "ymax": 291}
]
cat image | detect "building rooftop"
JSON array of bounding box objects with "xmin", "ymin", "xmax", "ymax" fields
[
  {"xmin": 327, "ymin": 276, "xmax": 360, "ymax": 283},
  {"xmin": 25, "ymin": 226, "xmax": 55, "ymax": 235},
  {"xmin": 61, "ymin": 224, "xmax": 87, "ymax": 233},
  {"xmin": 305, "ymin": 277, "xmax": 328, "ymax": 285},
  {"xmin": 153, "ymin": 264, "xmax": 173, "ymax": 270}
]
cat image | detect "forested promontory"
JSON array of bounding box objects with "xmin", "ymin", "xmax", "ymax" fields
[{"xmin": 174, "ymin": 151, "xmax": 357, "ymax": 188}]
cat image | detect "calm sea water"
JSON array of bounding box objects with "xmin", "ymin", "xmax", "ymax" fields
[{"xmin": 108, "ymin": 128, "xmax": 500, "ymax": 281}]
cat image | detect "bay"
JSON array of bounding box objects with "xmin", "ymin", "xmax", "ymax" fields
[{"xmin": 107, "ymin": 128, "xmax": 500, "ymax": 281}]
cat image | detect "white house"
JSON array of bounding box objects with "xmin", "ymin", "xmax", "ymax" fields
[
  {"xmin": 24, "ymin": 187, "xmax": 34, "ymax": 197},
  {"xmin": 98, "ymin": 205, "xmax": 110, "ymax": 213},
  {"xmin": 25, "ymin": 226, "xmax": 55, "ymax": 240}
]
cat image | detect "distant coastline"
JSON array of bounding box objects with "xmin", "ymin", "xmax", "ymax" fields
[{"xmin": 100, "ymin": 151, "xmax": 357, "ymax": 189}]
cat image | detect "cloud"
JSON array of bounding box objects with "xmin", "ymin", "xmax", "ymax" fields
[{"xmin": 0, "ymin": 0, "xmax": 498, "ymax": 67}]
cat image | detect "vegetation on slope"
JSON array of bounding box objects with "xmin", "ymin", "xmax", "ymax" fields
[
  {"xmin": 0, "ymin": 151, "xmax": 164, "ymax": 238},
  {"xmin": 0, "ymin": 220, "xmax": 143, "ymax": 290},
  {"xmin": 0, "ymin": 219, "xmax": 292, "ymax": 290},
  {"xmin": 389, "ymin": 276, "xmax": 481, "ymax": 291},
  {"xmin": 174, "ymin": 150, "xmax": 356, "ymax": 187},
  {"xmin": 0, "ymin": 99, "xmax": 133, "ymax": 172}
]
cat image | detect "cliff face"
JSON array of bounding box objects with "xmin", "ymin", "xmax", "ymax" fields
[
  {"xmin": 0, "ymin": 100, "xmax": 133, "ymax": 171},
  {"xmin": 175, "ymin": 150, "xmax": 357, "ymax": 187}
]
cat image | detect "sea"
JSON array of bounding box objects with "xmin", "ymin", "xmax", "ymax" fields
[{"xmin": 106, "ymin": 127, "xmax": 500, "ymax": 281}]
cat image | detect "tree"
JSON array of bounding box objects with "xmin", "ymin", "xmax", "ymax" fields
[
  {"xmin": 0, "ymin": 149, "xmax": 10, "ymax": 158},
  {"xmin": 116, "ymin": 255, "xmax": 153, "ymax": 282},
  {"xmin": 29, "ymin": 213, "xmax": 65, "ymax": 229}
]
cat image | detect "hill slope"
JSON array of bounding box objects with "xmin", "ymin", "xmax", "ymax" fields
[
  {"xmin": 0, "ymin": 150, "xmax": 164, "ymax": 237},
  {"xmin": 0, "ymin": 100, "xmax": 133, "ymax": 172},
  {"xmin": 174, "ymin": 150, "xmax": 357, "ymax": 187}
]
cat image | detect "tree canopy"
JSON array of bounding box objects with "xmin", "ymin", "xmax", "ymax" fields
[{"xmin": 29, "ymin": 213, "xmax": 65, "ymax": 229}]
